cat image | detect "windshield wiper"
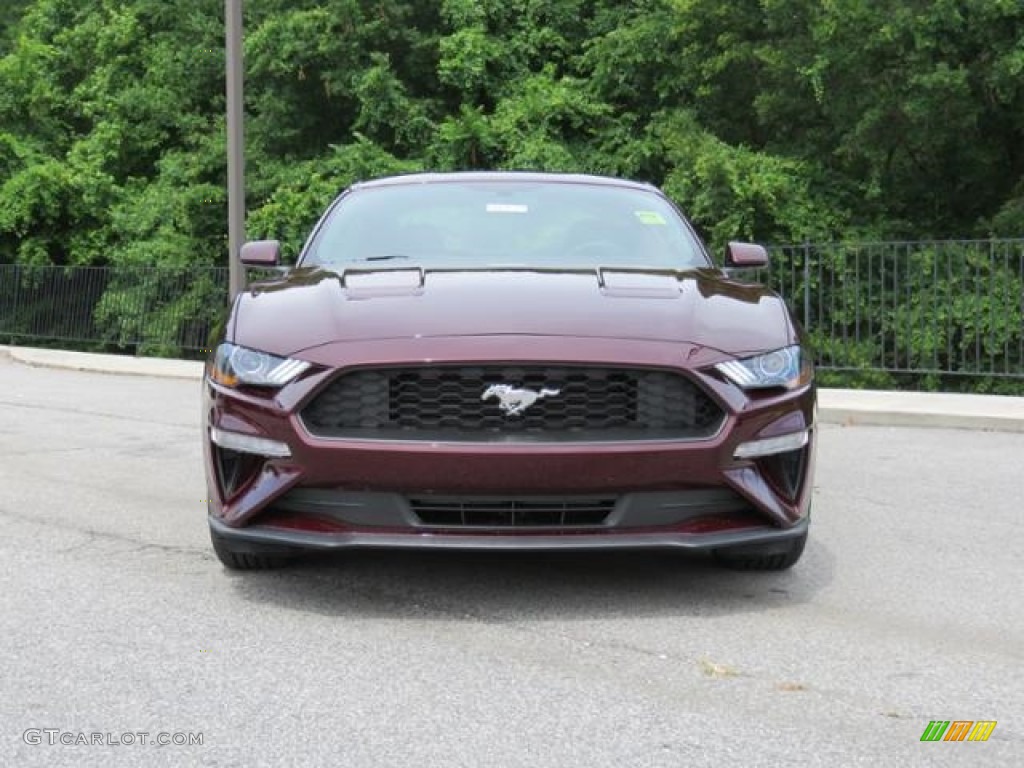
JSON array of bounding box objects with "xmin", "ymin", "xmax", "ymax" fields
[{"xmin": 362, "ymin": 254, "xmax": 412, "ymax": 262}]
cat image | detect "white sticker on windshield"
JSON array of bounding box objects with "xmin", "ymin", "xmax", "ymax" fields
[{"xmin": 486, "ymin": 203, "xmax": 529, "ymax": 214}]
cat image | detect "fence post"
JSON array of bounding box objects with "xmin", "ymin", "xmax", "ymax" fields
[{"xmin": 802, "ymin": 241, "xmax": 811, "ymax": 330}]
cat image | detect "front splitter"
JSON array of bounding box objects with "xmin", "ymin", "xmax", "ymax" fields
[{"xmin": 209, "ymin": 515, "xmax": 808, "ymax": 553}]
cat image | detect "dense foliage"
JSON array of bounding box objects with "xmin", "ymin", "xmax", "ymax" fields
[
  {"xmin": 0, "ymin": 1, "xmax": 1022, "ymax": 389},
  {"xmin": 3, "ymin": 0, "xmax": 1023, "ymax": 267}
]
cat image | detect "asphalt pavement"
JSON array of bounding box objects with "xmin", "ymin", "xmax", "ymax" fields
[{"xmin": 0, "ymin": 350, "xmax": 1021, "ymax": 767}]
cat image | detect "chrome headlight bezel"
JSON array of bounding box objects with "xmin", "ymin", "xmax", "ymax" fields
[
  {"xmin": 715, "ymin": 345, "xmax": 809, "ymax": 390},
  {"xmin": 209, "ymin": 343, "xmax": 311, "ymax": 388}
]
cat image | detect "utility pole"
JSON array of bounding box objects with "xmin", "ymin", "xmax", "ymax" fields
[{"xmin": 226, "ymin": 0, "xmax": 246, "ymax": 301}]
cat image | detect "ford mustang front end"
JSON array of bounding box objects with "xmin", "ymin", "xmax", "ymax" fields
[{"xmin": 203, "ymin": 172, "xmax": 816, "ymax": 571}]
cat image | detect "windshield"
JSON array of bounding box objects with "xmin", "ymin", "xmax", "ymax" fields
[{"xmin": 303, "ymin": 179, "xmax": 710, "ymax": 270}]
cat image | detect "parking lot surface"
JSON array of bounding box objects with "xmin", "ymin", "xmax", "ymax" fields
[{"xmin": 1, "ymin": 356, "xmax": 1021, "ymax": 766}]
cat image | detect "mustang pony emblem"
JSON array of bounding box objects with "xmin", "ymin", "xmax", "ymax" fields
[{"xmin": 481, "ymin": 384, "xmax": 561, "ymax": 416}]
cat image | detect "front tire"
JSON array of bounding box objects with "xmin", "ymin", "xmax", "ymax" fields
[
  {"xmin": 210, "ymin": 528, "xmax": 294, "ymax": 570},
  {"xmin": 712, "ymin": 530, "xmax": 807, "ymax": 571}
]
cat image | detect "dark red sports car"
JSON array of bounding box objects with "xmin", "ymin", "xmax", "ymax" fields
[{"xmin": 203, "ymin": 172, "xmax": 815, "ymax": 570}]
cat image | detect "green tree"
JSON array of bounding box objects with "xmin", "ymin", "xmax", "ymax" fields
[{"xmin": 1, "ymin": 0, "xmax": 1022, "ymax": 268}]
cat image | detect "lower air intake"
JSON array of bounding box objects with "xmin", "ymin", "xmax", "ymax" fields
[{"xmin": 409, "ymin": 496, "xmax": 617, "ymax": 528}]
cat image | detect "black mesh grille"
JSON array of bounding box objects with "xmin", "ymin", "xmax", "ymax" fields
[
  {"xmin": 409, "ymin": 497, "xmax": 617, "ymax": 528},
  {"xmin": 301, "ymin": 365, "xmax": 723, "ymax": 441}
]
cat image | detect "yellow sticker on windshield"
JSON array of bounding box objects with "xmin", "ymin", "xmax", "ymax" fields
[{"xmin": 634, "ymin": 210, "xmax": 666, "ymax": 225}]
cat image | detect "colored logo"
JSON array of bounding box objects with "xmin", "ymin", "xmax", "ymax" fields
[{"xmin": 920, "ymin": 721, "xmax": 997, "ymax": 742}]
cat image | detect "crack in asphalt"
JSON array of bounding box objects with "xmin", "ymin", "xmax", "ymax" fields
[
  {"xmin": 0, "ymin": 446, "xmax": 96, "ymax": 458},
  {"xmin": 0, "ymin": 399, "xmax": 195, "ymax": 429},
  {"xmin": 347, "ymin": 579, "xmax": 920, "ymax": 723},
  {"xmin": 0, "ymin": 440, "xmax": 196, "ymax": 457},
  {"xmin": 0, "ymin": 504, "xmax": 208, "ymax": 559}
]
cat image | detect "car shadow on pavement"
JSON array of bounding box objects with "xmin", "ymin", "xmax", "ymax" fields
[{"xmin": 224, "ymin": 541, "xmax": 834, "ymax": 621}]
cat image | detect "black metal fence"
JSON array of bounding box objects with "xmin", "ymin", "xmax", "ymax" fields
[
  {"xmin": 762, "ymin": 240, "xmax": 1024, "ymax": 383},
  {"xmin": 1, "ymin": 241, "xmax": 1022, "ymax": 385},
  {"xmin": 0, "ymin": 264, "xmax": 228, "ymax": 357}
]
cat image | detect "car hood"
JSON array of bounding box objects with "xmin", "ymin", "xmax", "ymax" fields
[{"xmin": 231, "ymin": 267, "xmax": 795, "ymax": 358}]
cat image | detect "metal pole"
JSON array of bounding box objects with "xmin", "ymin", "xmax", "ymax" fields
[{"xmin": 226, "ymin": 0, "xmax": 246, "ymax": 301}]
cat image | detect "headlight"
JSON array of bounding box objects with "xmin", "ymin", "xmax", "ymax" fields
[
  {"xmin": 209, "ymin": 343, "xmax": 311, "ymax": 388},
  {"xmin": 715, "ymin": 345, "xmax": 810, "ymax": 390}
]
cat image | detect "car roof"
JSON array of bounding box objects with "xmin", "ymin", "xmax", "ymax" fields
[{"xmin": 351, "ymin": 171, "xmax": 656, "ymax": 192}]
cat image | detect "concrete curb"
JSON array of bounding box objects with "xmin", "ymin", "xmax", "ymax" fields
[
  {"xmin": 3, "ymin": 345, "xmax": 1023, "ymax": 433},
  {"xmin": 1, "ymin": 345, "xmax": 204, "ymax": 380},
  {"xmin": 818, "ymin": 389, "xmax": 1024, "ymax": 433}
]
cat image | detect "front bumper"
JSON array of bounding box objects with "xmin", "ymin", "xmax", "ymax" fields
[
  {"xmin": 209, "ymin": 512, "xmax": 809, "ymax": 553},
  {"xmin": 203, "ymin": 336, "xmax": 816, "ymax": 553}
]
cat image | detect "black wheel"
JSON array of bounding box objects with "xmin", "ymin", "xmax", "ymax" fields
[
  {"xmin": 712, "ymin": 530, "xmax": 807, "ymax": 571},
  {"xmin": 210, "ymin": 528, "xmax": 294, "ymax": 570}
]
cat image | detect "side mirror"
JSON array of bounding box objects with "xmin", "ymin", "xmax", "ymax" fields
[
  {"xmin": 239, "ymin": 240, "xmax": 281, "ymax": 267},
  {"xmin": 724, "ymin": 241, "xmax": 768, "ymax": 269}
]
